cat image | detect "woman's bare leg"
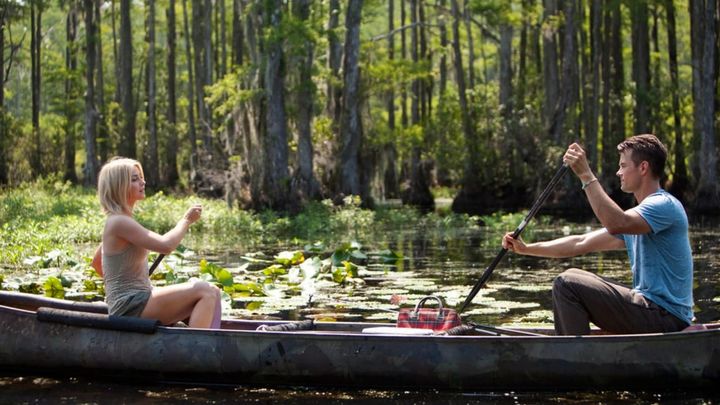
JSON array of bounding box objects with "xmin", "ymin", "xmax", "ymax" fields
[{"xmin": 141, "ymin": 280, "xmax": 221, "ymax": 328}]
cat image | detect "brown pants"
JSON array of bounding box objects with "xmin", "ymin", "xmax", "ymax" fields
[{"xmin": 552, "ymin": 268, "xmax": 689, "ymax": 335}]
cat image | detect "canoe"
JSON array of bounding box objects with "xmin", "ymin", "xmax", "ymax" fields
[{"xmin": 0, "ymin": 291, "xmax": 718, "ymax": 390}]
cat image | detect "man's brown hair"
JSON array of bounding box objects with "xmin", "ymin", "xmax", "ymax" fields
[{"xmin": 617, "ymin": 134, "xmax": 667, "ymax": 179}]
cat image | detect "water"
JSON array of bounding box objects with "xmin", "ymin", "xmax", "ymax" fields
[{"xmin": 2, "ymin": 221, "xmax": 720, "ymax": 403}]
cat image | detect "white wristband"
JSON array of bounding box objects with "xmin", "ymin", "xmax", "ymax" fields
[{"xmin": 581, "ymin": 178, "xmax": 598, "ymax": 190}]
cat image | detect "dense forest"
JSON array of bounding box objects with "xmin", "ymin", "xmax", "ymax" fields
[{"xmin": 0, "ymin": 0, "xmax": 718, "ymax": 214}]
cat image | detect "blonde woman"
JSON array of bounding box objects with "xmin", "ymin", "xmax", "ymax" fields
[{"xmin": 91, "ymin": 157, "xmax": 221, "ymax": 328}]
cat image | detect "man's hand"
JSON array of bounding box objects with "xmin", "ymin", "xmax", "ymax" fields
[
  {"xmin": 563, "ymin": 143, "xmax": 595, "ymax": 183},
  {"xmin": 502, "ymin": 232, "xmax": 527, "ymax": 254}
]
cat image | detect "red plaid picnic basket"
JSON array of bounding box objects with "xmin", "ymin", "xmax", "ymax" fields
[{"xmin": 396, "ymin": 296, "xmax": 462, "ymax": 331}]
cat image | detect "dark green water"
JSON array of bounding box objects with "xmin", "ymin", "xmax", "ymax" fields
[{"xmin": 2, "ymin": 221, "xmax": 719, "ymax": 403}]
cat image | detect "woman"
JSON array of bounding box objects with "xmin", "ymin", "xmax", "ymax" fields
[{"xmin": 91, "ymin": 157, "xmax": 221, "ymax": 328}]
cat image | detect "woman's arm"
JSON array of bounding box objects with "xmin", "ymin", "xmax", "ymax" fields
[
  {"xmin": 91, "ymin": 244, "xmax": 103, "ymax": 277},
  {"xmin": 105, "ymin": 205, "xmax": 203, "ymax": 255}
]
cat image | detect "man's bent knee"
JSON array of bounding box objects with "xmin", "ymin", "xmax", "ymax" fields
[{"xmin": 552, "ymin": 268, "xmax": 590, "ymax": 297}]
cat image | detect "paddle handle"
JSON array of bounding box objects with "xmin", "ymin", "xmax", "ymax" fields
[{"xmin": 149, "ymin": 254, "xmax": 165, "ymax": 275}]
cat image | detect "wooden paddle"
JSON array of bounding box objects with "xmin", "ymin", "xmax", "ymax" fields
[{"xmin": 458, "ymin": 163, "xmax": 569, "ymax": 313}]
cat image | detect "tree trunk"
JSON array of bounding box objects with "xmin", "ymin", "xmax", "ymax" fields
[
  {"xmin": 419, "ymin": 1, "xmax": 431, "ymax": 120},
  {"xmin": 83, "ymin": 0, "xmax": 99, "ymax": 186},
  {"xmin": 436, "ymin": 0, "xmax": 451, "ymax": 187},
  {"xmin": 665, "ymin": 0, "xmax": 688, "ymax": 201},
  {"xmin": 119, "ymin": 0, "xmax": 136, "ymax": 158},
  {"xmin": 220, "ymin": 0, "xmax": 227, "ymax": 77},
  {"xmin": 144, "ymin": 0, "xmax": 159, "ymax": 186},
  {"xmin": 31, "ymin": 3, "xmax": 42, "ymax": 176},
  {"xmin": 463, "ymin": 3, "xmax": 475, "ymax": 89},
  {"xmin": 650, "ymin": 4, "xmax": 662, "ymax": 134},
  {"xmin": 403, "ymin": 0, "xmax": 433, "ymax": 211},
  {"xmin": 690, "ymin": 0, "xmax": 719, "ymax": 212},
  {"xmin": 291, "ymin": 0, "xmax": 320, "ymax": 203},
  {"xmin": 550, "ymin": 0, "xmax": 579, "ymax": 144},
  {"xmin": 450, "ymin": 0, "xmax": 482, "ymax": 214},
  {"xmin": 326, "ymin": 0, "xmax": 343, "ymax": 129},
  {"xmin": 182, "ymin": 0, "xmax": 198, "ymax": 173},
  {"xmin": 542, "ymin": 0, "xmax": 560, "ymax": 143},
  {"xmin": 0, "ymin": 8, "xmax": 6, "ymax": 185},
  {"xmin": 111, "ymin": 0, "xmax": 121, "ymax": 156},
  {"xmin": 438, "ymin": 0, "xmax": 448, "ymax": 97},
  {"xmin": 517, "ymin": 0, "xmax": 529, "ymax": 110},
  {"xmin": 585, "ymin": 0, "xmax": 601, "ymax": 171},
  {"xmin": 193, "ymin": 0, "xmax": 212, "ymax": 152},
  {"xmin": 165, "ymin": 0, "xmax": 179, "ymax": 186},
  {"xmin": 630, "ymin": 0, "xmax": 651, "ymax": 134},
  {"xmin": 499, "ymin": 23, "xmax": 514, "ymax": 186},
  {"xmin": 383, "ymin": 0, "xmax": 398, "ymax": 198},
  {"xmin": 601, "ymin": 0, "xmax": 627, "ymax": 206},
  {"xmin": 237, "ymin": 3, "xmax": 265, "ymax": 207},
  {"xmin": 263, "ymin": 0, "xmax": 290, "ymax": 209},
  {"xmin": 400, "ymin": 0, "xmax": 408, "ymax": 128},
  {"xmin": 410, "ymin": 0, "xmax": 419, "ymax": 125},
  {"xmin": 499, "ymin": 24, "xmax": 513, "ymax": 117},
  {"xmin": 339, "ymin": 0, "xmax": 363, "ymax": 198},
  {"xmin": 94, "ymin": 0, "xmax": 107, "ymax": 164},
  {"xmin": 232, "ymin": 0, "xmax": 243, "ymax": 66},
  {"xmin": 64, "ymin": 4, "xmax": 79, "ymax": 183}
]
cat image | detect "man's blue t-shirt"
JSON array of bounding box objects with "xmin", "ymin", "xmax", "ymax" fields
[{"xmin": 616, "ymin": 189, "xmax": 694, "ymax": 324}]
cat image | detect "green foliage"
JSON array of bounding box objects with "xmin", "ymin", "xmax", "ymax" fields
[
  {"xmin": 199, "ymin": 259, "xmax": 235, "ymax": 293},
  {"xmin": 43, "ymin": 276, "xmax": 65, "ymax": 299},
  {"xmin": 0, "ymin": 180, "xmax": 103, "ymax": 266},
  {"xmin": 205, "ymin": 67, "xmax": 262, "ymax": 131}
]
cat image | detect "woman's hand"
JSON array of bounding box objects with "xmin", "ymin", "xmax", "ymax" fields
[
  {"xmin": 502, "ymin": 232, "xmax": 527, "ymax": 254},
  {"xmin": 183, "ymin": 204, "xmax": 203, "ymax": 225}
]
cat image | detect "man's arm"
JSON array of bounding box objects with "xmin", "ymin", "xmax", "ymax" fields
[
  {"xmin": 502, "ymin": 228, "xmax": 625, "ymax": 258},
  {"xmin": 579, "ymin": 181, "xmax": 651, "ymax": 234},
  {"xmin": 564, "ymin": 143, "xmax": 651, "ymax": 234}
]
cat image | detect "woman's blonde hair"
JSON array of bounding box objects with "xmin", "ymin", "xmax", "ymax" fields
[{"xmin": 97, "ymin": 157, "xmax": 144, "ymax": 215}]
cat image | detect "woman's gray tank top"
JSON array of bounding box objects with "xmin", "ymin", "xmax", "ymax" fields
[{"xmin": 102, "ymin": 244, "xmax": 152, "ymax": 316}]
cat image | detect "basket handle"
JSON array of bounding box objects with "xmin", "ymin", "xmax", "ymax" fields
[{"xmin": 412, "ymin": 296, "xmax": 445, "ymax": 320}]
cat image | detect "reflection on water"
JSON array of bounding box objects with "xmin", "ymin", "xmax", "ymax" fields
[{"xmin": 3, "ymin": 223, "xmax": 720, "ymax": 403}]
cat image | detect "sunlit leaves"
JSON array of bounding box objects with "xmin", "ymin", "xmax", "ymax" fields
[
  {"xmin": 274, "ymin": 250, "xmax": 304, "ymax": 266},
  {"xmin": 233, "ymin": 282, "xmax": 265, "ymax": 297},
  {"xmin": 199, "ymin": 259, "xmax": 234, "ymax": 288},
  {"xmin": 22, "ymin": 249, "xmax": 70, "ymax": 269},
  {"xmin": 43, "ymin": 276, "xmax": 65, "ymax": 299},
  {"xmin": 332, "ymin": 261, "xmax": 359, "ymax": 284},
  {"xmin": 330, "ymin": 242, "xmax": 367, "ymax": 266}
]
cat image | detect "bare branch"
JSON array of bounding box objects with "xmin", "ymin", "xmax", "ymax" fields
[
  {"xmin": 431, "ymin": 2, "xmax": 500, "ymax": 44},
  {"xmin": 4, "ymin": 22, "xmax": 26, "ymax": 87}
]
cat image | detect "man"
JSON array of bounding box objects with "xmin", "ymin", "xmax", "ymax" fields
[{"xmin": 503, "ymin": 134, "xmax": 693, "ymax": 335}]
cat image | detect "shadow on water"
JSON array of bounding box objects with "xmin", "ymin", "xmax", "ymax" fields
[
  {"xmin": 3, "ymin": 221, "xmax": 720, "ymax": 403},
  {"xmin": 1, "ymin": 374, "xmax": 718, "ymax": 404}
]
